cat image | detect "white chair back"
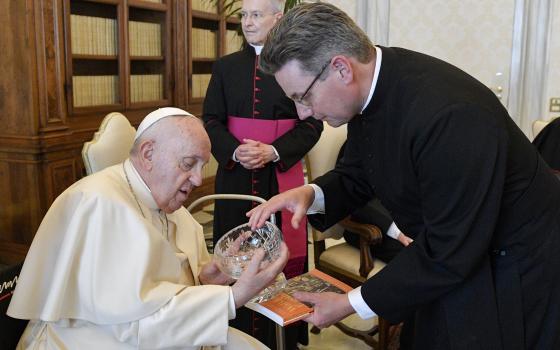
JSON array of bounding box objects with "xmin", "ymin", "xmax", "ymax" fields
[
  {"xmin": 306, "ymin": 122, "xmax": 347, "ymax": 241},
  {"xmin": 306, "ymin": 122, "xmax": 347, "ymax": 180},
  {"xmin": 533, "ymin": 119, "xmax": 551, "ymax": 139},
  {"xmin": 82, "ymin": 112, "xmax": 136, "ymax": 175}
]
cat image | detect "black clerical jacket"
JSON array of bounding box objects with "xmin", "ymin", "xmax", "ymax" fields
[
  {"xmin": 532, "ymin": 117, "xmax": 560, "ymax": 171},
  {"xmin": 310, "ymin": 47, "xmax": 560, "ymax": 350}
]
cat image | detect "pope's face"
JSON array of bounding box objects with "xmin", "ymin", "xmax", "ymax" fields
[
  {"xmin": 241, "ymin": 0, "xmax": 282, "ymax": 46},
  {"xmin": 274, "ymin": 60, "xmax": 355, "ymax": 127},
  {"xmin": 148, "ymin": 120, "xmax": 210, "ymax": 213}
]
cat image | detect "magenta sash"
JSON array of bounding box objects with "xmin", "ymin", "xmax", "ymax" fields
[{"xmin": 228, "ymin": 116, "xmax": 307, "ymax": 277}]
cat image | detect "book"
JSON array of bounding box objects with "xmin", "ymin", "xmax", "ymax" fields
[{"xmin": 245, "ymin": 269, "xmax": 352, "ymax": 326}]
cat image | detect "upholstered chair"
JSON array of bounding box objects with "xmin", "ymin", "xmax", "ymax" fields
[{"xmin": 82, "ymin": 112, "xmax": 136, "ymax": 175}]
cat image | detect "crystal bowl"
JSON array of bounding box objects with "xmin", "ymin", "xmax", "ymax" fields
[{"xmin": 214, "ymin": 221, "xmax": 283, "ymax": 279}]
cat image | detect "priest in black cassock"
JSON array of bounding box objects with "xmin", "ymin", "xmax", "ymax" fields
[
  {"xmin": 202, "ymin": 0, "xmax": 322, "ymax": 348},
  {"xmin": 249, "ymin": 3, "xmax": 560, "ymax": 350},
  {"xmin": 532, "ymin": 117, "xmax": 560, "ymax": 173}
]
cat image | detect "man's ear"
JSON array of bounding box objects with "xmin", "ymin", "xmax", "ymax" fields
[
  {"xmin": 331, "ymin": 55, "xmax": 353, "ymax": 85},
  {"xmin": 138, "ymin": 140, "xmax": 155, "ymax": 170}
]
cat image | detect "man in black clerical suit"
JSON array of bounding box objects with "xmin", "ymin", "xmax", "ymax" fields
[
  {"xmin": 202, "ymin": 0, "xmax": 322, "ymax": 348},
  {"xmin": 248, "ymin": 3, "xmax": 560, "ymax": 350},
  {"xmin": 337, "ymin": 141, "xmax": 412, "ymax": 263},
  {"xmin": 338, "ymin": 141, "xmax": 416, "ymax": 349},
  {"xmin": 532, "ymin": 116, "xmax": 560, "ymax": 172}
]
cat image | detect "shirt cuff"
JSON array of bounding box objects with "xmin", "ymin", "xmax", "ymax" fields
[
  {"xmin": 307, "ymin": 184, "xmax": 325, "ymax": 214},
  {"xmin": 232, "ymin": 149, "xmax": 240, "ymax": 162},
  {"xmin": 386, "ymin": 222, "xmax": 401, "ymax": 240},
  {"xmin": 228, "ymin": 288, "xmax": 236, "ymax": 320},
  {"xmin": 348, "ymin": 287, "xmax": 377, "ymax": 319},
  {"xmin": 271, "ymin": 146, "xmax": 280, "ymax": 162}
]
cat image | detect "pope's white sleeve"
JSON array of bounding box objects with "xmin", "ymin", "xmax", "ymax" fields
[{"xmin": 136, "ymin": 285, "xmax": 232, "ymax": 348}]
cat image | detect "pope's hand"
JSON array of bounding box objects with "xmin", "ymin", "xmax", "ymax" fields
[
  {"xmin": 231, "ymin": 242, "xmax": 289, "ymax": 308},
  {"xmin": 292, "ymin": 291, "xmax": 355, "ymax": 329},
  {"xmin": 247, "ymin": 185, "xmax": 315, "ymax": 230},
  {"xmin": 198, "ymin": 260, "xmax": 234, "ymax": 286}
]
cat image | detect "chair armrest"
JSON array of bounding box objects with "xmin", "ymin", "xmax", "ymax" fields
[{"xmin": 339, "ymin": 217, "xmax": 383, "ymax": 278}]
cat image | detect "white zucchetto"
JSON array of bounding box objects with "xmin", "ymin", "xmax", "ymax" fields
[{"xmin": 134, "ymin": 107, "xmax": 194, "ymax": 141}]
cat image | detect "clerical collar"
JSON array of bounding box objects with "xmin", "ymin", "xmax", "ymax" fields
[
  {"xmin": 360, "ymin": 46, "xmax": 382, "ymax": 113},
  {"xmin": 250, "ymin": 44, "xmax": 263, "ymax": 55},
  {"xmin": 123, "ymin": 158, "xmax": 159, "ymax": 211}
]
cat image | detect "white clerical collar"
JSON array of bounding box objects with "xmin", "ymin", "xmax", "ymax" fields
[
  {"xmin": 251, "ymin": 44, "xmax": 263, "ymax": 55},
  {"xmin": 124, "ymin": 158, "xmax": 159, "ymax": 210},
  {"xmin": 360, "ymin": 46, "xmax": 382, "ymax": 113}
]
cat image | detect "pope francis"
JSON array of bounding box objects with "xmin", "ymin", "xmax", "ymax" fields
[{"xmin": 8, "ymin": 107, "xmax": 288, "ymax": 349}]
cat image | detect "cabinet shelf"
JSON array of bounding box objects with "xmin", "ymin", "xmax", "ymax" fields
[
  {"xmin": 72, "ymin": 104, "xmax": 122, "ymax": 114},
  {"xmin": 130, "ymin": 55, "xmax": 165, "ymax": 60},
  {"xmin": 81, "ymin": 0, "xmax": 120, "ymax": 5},
  {"xmin": 192, "ymin": 57, "xmax": 216, "ymax": 63},
  {"xmin": 73, "ymin": 54, "xmax": 118, "ymax": 60},
  {"xmin": 192, "ymin": 10, "xmax": 220, "ymax": 21},
  {"xmin": 130, "ymin": 99, "xmax": 170, "ymax": 108},
  {"xmin": 226, "ymin": 16, "xmax": 240, "ymax": 25},
  {"xmin": 128, "ymin": 0, "xmax": 168, "ymax": 11}
]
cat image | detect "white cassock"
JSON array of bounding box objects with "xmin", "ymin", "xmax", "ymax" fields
[{"xmin": 8, "ymin": 159, "xmax": 267, "ymax": 350}]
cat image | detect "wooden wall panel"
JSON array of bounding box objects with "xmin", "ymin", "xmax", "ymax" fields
[
  {"xmin": 35, "ymin": 0, "xmax": 68, "ymax": 130},
  {"xmin": 0, "ymin": 241, "xmax": 29, "ymax": 265},
  {"xmin": 0, "ymin": 154, "xmax": 44, "ymax": 247},
  {"xmin": 0, "ymin": 0, "xmax": 37, "ymax": 137},
  {"xmin": 45, "ymin": 158, "xmax": 77, "ymax": 204}
]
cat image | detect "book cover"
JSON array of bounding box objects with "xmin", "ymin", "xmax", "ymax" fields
[{"xmin": 245, "ymin": 269, "xmax": 352, "ymax": 326}]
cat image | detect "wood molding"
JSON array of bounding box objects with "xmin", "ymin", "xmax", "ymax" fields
[
  {"xmin": 0, "ymin": 241, "xmax": 29, "ymax": 265},
  {"xmin": 45, "ymin": 157, "xmax": 78, "ymax": 204}
]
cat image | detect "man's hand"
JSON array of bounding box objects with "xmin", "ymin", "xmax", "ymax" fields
[
  {"xmin": 397, "ymin": 232, "xmax": 413, "ymax": 247},
  {"xmin": 198, "ymin": 260, "xmax": 234, "ymax": 286},
  {"xmin": 247, "ymin": 185, "xmax": 315, "ymax": 230},
  {"xmin": 231, "ymin": 242, "xmax": 289, "ymax": 308},
  {"xmin": 234, "ymin": 139, "xmax": 276, "ymax": 170},
  {"xmin": 292, "ymin": 291, "xmax": 355, "ymax": 329}
]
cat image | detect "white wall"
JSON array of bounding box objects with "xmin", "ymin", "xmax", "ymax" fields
[
  {"xmin": 387, "ymin": 0, "xmax": 515, "ymax": 105},
  {"xmin": 323, "ymin": 0, "xmax": 516, "ymax": 105},
  {"xmin": 322, "ymin": 0, "xmax": 357, "ymax": 20},
  {"xmin": 545, "ymin": 0, "xmax": 560, "ymax": 120}
]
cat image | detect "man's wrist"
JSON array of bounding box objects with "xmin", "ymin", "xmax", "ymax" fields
[
  {"xmin": 348, "ymin": 287, "xmax": 377, "ymax": 319},
  {"xmin": 307, "ymin": 184, "xmax": 325, "ymax": 214}
]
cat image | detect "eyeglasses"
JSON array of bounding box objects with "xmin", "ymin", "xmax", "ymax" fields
[{"xmin": 295, "ymin": 61, "xmax": 330, "ymax": 106}]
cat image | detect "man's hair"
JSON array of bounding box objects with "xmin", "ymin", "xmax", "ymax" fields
[
  {"xmin": 268, "ymin": 0, "xmax": 285, "ymax": 13},
  {"xmin": 260, "ymin": 2, "xmax": 375, "ymax": 76}
]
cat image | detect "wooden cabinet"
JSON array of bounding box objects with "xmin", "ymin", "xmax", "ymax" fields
[
  {"xmin": 0, "ymin": 0, "xmax": 240, "ymax": 263},
  {"xmin": 64, "ymin": 0, "xmax": 172, "ymax": 112},
  {"xmin": 188, "ymin": 0, "xmax": 242, "ymax": 103}
]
